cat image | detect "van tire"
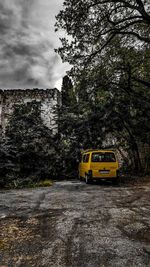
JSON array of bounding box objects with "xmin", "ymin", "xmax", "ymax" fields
[
  {"xmin": 85, "ymin": 174, "xmax": 91, "ymax": 184},
  {"xmin": 112, "ymin": 177, "xmax": 120, "ymax": 185}
]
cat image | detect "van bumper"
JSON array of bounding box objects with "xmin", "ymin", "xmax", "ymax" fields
[
  {"xmin": 90, "ymin": 169, "xmax": 120, "ymax": 180},
  {"xmin": 91, "ymin": 176, "xmax": 117, "ymax": 180}
]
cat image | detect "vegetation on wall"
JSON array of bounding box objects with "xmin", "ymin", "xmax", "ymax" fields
[{"xmin": 0, "ymin": 102, "xmax": 59, "ymax": 188}]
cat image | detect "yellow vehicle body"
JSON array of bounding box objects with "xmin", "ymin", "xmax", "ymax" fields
[{"xmin": 79, "ymin": 149, "xmax": 119, "ymax": 183}]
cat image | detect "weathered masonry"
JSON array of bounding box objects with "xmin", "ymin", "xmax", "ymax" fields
[{"xmin": 0, "ymin": 88, "xmax": 60, "ymax": 136}]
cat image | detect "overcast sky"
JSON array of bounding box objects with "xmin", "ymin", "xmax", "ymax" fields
[{"xmin": 0, "ymin": 0, "xmax": 70, "ymax": 90}]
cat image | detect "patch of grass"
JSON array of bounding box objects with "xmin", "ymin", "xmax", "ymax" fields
[
  {"xmin": 4, "ymin": 178, "xmax": 53, "ymax": 189},
  {"xmin": 6, "ymin": 179, "xmax": 36, "ymax": 189},
  {"xmin": 37, "ymin": 179, "xmax": 53, "ymax": 187}
]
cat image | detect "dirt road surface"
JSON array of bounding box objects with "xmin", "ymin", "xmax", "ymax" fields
[{"xmin": 0, "ymin": 180, "xmax": 150, "ymax": 267}]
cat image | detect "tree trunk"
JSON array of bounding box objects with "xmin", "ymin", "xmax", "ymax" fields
[{"xmin": 131, "ymin": 141, "xmax": 142, "ymax": 174}]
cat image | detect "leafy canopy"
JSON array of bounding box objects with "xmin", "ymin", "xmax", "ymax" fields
[{"xmin": 55, "ymin": 0, "xmax": 150, "ymax": 67}]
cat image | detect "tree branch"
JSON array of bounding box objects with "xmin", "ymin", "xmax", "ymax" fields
[
  {"xmin": 114, "ymin": 30, "xmax": 150, "ymax": 43},
  {"xmin": 132, "ymin": 77, "xmax": 150, "ymax": 87},
  {"xmin": 135, "ymin": 0, "xmax": 150, "ymax": 23},
  {"xmin": 108, "ymin": 15, "xmax": 145, "ymax": 26},
  {"xmin": 94, "ymin": 0, "xmax": 150, "ymax": 23}
]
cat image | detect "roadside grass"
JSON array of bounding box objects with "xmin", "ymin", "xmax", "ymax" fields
[
  {"xmin": 4, "ymin": 178, "xmax": 53, "ymax": 190},
  {"xmin": 37, "ymin": 179, "xmax": 53, "ymax": 187}
]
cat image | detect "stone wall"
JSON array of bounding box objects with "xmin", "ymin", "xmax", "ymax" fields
[{"xmin": 0, "ymin": 88, "xmax": 60, "ymax": 136}]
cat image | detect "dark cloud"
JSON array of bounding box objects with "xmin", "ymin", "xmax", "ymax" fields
[{"xmin": 0, "ymin": 0, "xmax": 70, "ymax": 89}]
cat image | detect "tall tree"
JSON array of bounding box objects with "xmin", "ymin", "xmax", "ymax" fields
[
  {"xmin": 61, "ymin": 75, "xmax": 76, "ymax": 107},
  {"xmin": 55, "ymin": 0, "xmax": 150, "ymax": 63},
  {"xmin": 55, "ymin": 0, "xmax": 150, "ymax": 173}
]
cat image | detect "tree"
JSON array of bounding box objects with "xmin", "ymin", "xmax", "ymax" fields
[
  {"xmin": 55, "ymin": 1, "xmax": 150, "ymax": 173},
  {"xmin": 74, "ymin": 44, "xmax": 150, "ymax": 171},
  {"xmin": 61, "ymin": 75, "xmax": 76, "ymax": 107},
  {"xmin": 55, "ymin": 0, "xmax": 149, "ymax": 65}
]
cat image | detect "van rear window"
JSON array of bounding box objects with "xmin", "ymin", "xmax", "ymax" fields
[{"xmin": 91, "ymin": 152, "xmax": 116, "ymax": 162}]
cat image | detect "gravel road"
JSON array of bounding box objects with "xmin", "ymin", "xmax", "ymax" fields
[{"xmin": 0, "ymin": 180, "xmax": 150, "ymax": 267}]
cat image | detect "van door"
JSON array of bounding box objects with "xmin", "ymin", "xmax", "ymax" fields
[
  {"xmin": 80, "ymin": 153, "xmax": 90, "ymax": 178},
  {"xmin": 90, "ymin": 152, "xmax": 118, "ymax": 178}
]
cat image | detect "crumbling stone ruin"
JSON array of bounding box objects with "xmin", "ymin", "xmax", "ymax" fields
[{"xmin": 0, "ymin": 88, "xmax": 60, "ymax": 136}]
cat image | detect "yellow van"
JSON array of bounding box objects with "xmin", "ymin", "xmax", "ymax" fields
[{"xmin": 79, "ymin": 149, "xmax": 119, "ymax": 184}]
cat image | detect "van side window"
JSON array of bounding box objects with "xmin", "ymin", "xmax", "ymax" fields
[
  {"xmin": 86, "ymin": 154, "xmax": 90, "ymax": 162},
  {"xmin": 83, "ymin": 154, "xmax": 90, "ymax": 163},
  {"xmin": 82, "ymin": 154, "xmax": 87, "ymax": 162}
]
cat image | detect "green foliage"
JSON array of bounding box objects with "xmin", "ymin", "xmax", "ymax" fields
[
  {"xmin": 55, "ymin": 0, "xmax": 150, "ymax": 67},
  {"xmin": 0, "ymin": 102, "xmax": 59, "ymax": 188},
  {"xmin": 38, "ymin": 179, "xmax": 53, "ymax": 187},
  {"xmin": 55, "ymin": 0, "xmax": 150, "ymax": 174},
  {"xmin": 61, "ymin": 75, "xmax": 76, "ymax": 107}
]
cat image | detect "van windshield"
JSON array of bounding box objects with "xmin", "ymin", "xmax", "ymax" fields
[{"xmin": 91, "ymin": 152, "xmax": 116, "ymax": 162}]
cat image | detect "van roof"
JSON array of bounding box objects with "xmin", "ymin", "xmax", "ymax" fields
[{"xmin": 81, "ymin": 149, "xmax": 115, "ymax": 154}]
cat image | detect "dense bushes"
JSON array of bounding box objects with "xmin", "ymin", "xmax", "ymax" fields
[{"xmin": 0, "ymin": 102, "xmax": 60, "ymax": 188}]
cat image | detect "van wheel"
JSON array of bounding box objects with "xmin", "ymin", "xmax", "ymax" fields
[
  {"xmin": 85, "ymin": 174, "xmax": 91, "ymax": 184},
  {"xmin": 112, "ymin": 178, "xmax": 120, "ymax": 185}
]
